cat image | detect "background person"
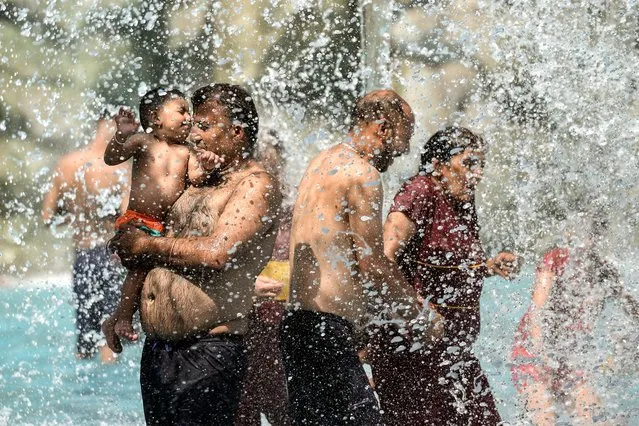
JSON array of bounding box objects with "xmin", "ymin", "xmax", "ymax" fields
[
  {"xmin": 511, "ymin": 212, "xmax": 639, "ymax": 425},
  {"xmin": 41, "ymin": 111, "xmax": 128, "ymax": 363},
  {"xmin": 372, "ymin": 126, "xmax": 518, "ymax": 425},
  {"xmin": 236, "ymin": 128, "xmax": 292, "ymax": 426}
]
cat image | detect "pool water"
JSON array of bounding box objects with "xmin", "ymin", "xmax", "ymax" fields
[
  {"xmin": 1, "ymin": 282, "xmax": 144, "ymax": 425},
  {"xmin": 1, "ymin": 271, "xmax": 638, "ymax": 425}
]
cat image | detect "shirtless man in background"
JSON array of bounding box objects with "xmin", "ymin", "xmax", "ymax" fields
[
  {"xmin": 109, "ymin": 84, "xmax": 282, "ymax": 425},
  {"xmin": 281, "ymin": 90, "xmax": 429, "ymax": 425},
  {"xmin": 42, "ymin": 111, "xmax": 129, "ymax": 363}
]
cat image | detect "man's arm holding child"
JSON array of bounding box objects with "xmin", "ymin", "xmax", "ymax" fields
[{"xmin": 112, "ymin": 171, "xmax": 281, "ymax": 275}]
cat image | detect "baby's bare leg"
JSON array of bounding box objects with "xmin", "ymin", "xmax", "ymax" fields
[
  {"xmin": 115, "ymin": 269, "xmax": 148, "ymax": 338},
  {"xmin": 102, "ymin": 269, "xmax": 148, "ymax": 353}
]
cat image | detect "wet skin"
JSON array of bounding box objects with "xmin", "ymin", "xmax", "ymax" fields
[{"xmin": 289, "ymin": 90, "xmax": 423, "ymax": 325}]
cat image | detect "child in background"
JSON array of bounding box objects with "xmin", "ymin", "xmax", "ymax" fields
[{"xmin": 101, "ymin": 88, "xmax": 219, "ymax": 353}]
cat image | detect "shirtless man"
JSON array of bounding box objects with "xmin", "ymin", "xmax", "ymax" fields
[
  {"xmin": 109, "ymin": 83, "xmax": 282, "ymax": 425},
  {"xmin": 281, "ymin": 89, "xmax": 425, "ymax": 425},
  {"xmin": 42, "ymin": 112, "xmax": 128, "ymax": 364}
]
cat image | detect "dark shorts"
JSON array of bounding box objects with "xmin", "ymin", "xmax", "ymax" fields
[
  {"xmin": 140, "ymin": 334, "xmax": 248, "ymax": 426},
  {"xmin": 72, "ymin": 245, "xmax": 123, "ymax": 356},
  {"xmin": 280, "ymin": 309, "xmax": 381, "ymax": 426}
]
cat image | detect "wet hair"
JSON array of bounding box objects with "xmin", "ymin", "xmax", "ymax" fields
[
  {"xmin": 349, "ymin": 90, "xmax": 410, "ymax": 132},
  {"xmin": 420, "ymin": 127, "xmax": 485, "ymax": 172},
  {"xmin": 139, "ymin": 88, "xmax": 187, "ymax": 131},
  {"xmin": 191, "ymin": 83, "xmax": 259, "ymax": 156}
]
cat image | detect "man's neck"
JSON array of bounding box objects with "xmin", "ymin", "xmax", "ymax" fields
[
  {"xmin": 345, "ymin": 129, "xmax": 379, "ymax": 158},
  {"xmin": 209, "ymin": 157, "xmax": 253, "ymax": 185}
]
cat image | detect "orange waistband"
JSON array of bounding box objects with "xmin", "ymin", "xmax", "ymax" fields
[{"xmin": 115, "ymin": 210, "xmax": 165, "ymax": 234}]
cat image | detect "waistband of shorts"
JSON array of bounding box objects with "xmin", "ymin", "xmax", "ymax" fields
[
  {"xmin": 282, "ymin": 309, "xmax": 354, "ymax": 334},
  {"xmin": 74, "ymin": 245, "xmax": 110, "ymax": 257},
  {"xmin": 146, "ymin": 333, "xmax": 244, "ymax": 350}
]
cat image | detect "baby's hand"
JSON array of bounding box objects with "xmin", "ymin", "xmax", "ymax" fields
[
  {"xmin": 196, "ymin": 149, "xmax": 224, "ymax": 172},
  {"xmin": 114, "ymin": 107, "xmax": 139, "ymax": 140}
]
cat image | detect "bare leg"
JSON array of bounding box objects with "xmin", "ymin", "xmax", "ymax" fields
[
  {"xmin": 522, "ymin": 381, "xmax": 557, "ymax": 426},
  {"xmin": 101, "ymin": 268, "xmax": 147, "ymax": 353},
  {"xmin": 571, "ymin": 381, "xmax": 609, "ymax": 425},
  {"xmin": 98, "ymin": 344, "xmax": 118, "ymax": 364}
]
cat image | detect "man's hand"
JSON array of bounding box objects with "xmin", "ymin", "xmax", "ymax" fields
[
  {"xmin": 254, "ymin": 275, "xmax": 285, "ymax": 298},
  {"xmin": 486, "ymin": 251, "xmax": 520, "ymax": 279},
  {"xmin": 114, "ymin": 107, "xmax": 139, "ymax": 141},
  {"xmin": 109, "ymin": 224, "xmax": 149, "ymax": 268},
  {"xmin": 195, "ymin": 148, "xmax": 224, "ymax": 173}
]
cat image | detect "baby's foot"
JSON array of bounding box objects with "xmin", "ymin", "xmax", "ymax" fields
[
  {"xmin": 101, "ymin": 316, "xmax": 123, "ymax": 353},
  {"xmin": 114, "ymin": 318, "xmax": 139, "ymax": 342}
]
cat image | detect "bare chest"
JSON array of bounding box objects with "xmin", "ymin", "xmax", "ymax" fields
[
  {"xmin": 166, "ymin": 185, "xmax": 235, "ymax": 237},
  {"xmin": 136, "ymin": 144, "xmax": 189, "ymax": 179}
]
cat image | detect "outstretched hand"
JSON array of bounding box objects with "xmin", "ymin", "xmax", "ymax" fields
[
  {"xmin": 114, "ymin": 107, "xmax": 139, "ymax": 141},
  {"xmin": 486, "ymin": 251, "xmax": 520, "ymax": 280}
]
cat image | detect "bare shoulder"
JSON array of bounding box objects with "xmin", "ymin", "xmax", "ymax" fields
[
  {"xmin": 233, "ymin": 164, "xmax": 280, "ymax": 196},
  {"xmin": 309, "ymin": 145, "xmax": 380, "ymax": 185},
  {"xmin": 326, "ymin": 147, "xmax": 381, "ymax": 192}
]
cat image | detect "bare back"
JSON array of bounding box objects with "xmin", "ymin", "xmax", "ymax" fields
[
  {"xmin": 139, "ymin": 164, "xmax": 280, "ymax": 340},
  {"xmin": 43, "ymin": 147, "xmax": 129, "ymax": 249},
  {"xmin": 290, "ymin": 144, "xmax": 386, "ymax": 324},
  {"xmin": 126, "ymin": 134, "xmax": 191, "ymax": 220}
]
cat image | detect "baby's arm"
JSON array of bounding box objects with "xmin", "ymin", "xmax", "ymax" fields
[
  {"xmin": 188, "ymin": 149, "xmax": 224, "ymax": 186},
  {"xmin": 104, "ymin": 107, "xmax": 144, "ymax": 165}
]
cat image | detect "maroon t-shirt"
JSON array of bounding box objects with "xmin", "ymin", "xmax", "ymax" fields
[{"xmin": 390, "ymin": 174, "xmax": 487, "ymax": 338}]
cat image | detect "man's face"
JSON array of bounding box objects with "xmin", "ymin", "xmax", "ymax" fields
[
  {"xmin": 190, "ymin": 102, "xmax": 239, "ymax": 161},
  {"xmin": 375, "ymin": 112, "xmax": 414, "ymax": 173}
]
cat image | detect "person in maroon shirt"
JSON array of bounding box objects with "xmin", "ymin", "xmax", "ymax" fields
[{"xmin": 369, "ymin": 127, "xmax": 518, "ymax": 425}]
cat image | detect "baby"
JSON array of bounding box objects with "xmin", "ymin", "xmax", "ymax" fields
[{"xmin": 102, "ymin": 88, "xmax": 218, "ymax": 352}]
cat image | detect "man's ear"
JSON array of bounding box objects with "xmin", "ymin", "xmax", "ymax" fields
[
  {"xmin": 377, "ymin": 119, "xmax": 393, "ymax": 140},
  {"xmin": 233, "ymin": 125, "xmax": 246, "ymax": 141}
]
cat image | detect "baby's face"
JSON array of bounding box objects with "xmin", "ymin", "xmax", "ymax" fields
[{"xmin": 156, "ymin": 97, "xmax": 192, "ymax": 141}]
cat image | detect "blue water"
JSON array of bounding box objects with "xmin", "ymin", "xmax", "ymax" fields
[
  {"xmin": 1, "ymin": 271, "xmax": 638, "ymax": 424},
  {"xmin": 1, "ymin": 285, "xmax": 144, "ymax": 425}
]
